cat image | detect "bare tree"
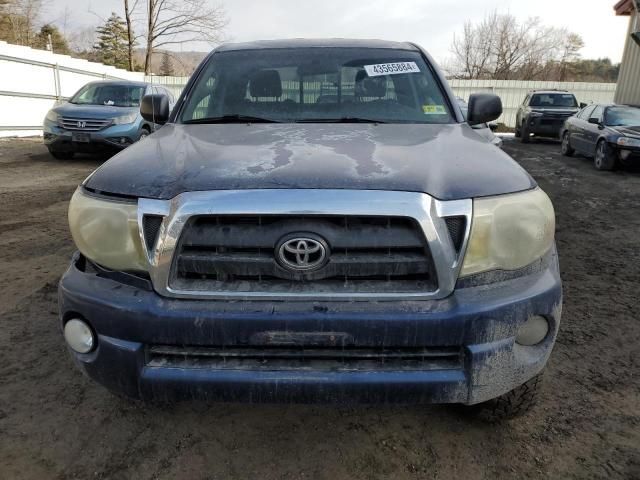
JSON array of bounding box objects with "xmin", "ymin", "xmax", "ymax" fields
[
  {"xmin": 452, "ymin": 20, "xmax": 493, "ymax": 79},
  {"xmin": 449, "ymin": 12, "xmax": 584, "ymax": 81},
  {"xmin": 143, "ymin": 0, "xmax": 227, "ymax": 74},
  {"xmin": 123, "ymin": 0, "xmax": 140, "ymax": 71},
  {"xmin": 1, "ymin": 0, "xmax": 48, "ymax": 46},
  {"xmin": 556, "ymin": 32, "xmax": 585, "ymax": 81},
  {"xmin": 67, "ymin": 26, "xmax": 97, "ymax": 54}
]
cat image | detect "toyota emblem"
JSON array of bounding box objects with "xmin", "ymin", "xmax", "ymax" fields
[{"xmin": 276, "ymin": 234, "xmax": 329, "ymax": 271}]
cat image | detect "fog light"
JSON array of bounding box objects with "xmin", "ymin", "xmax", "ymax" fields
[
  {"xmin": 516, "ymin": 315, "xmax": 549, "ymax": 346},
  {"xmin": 64, "ymin": 318, "xmax": 96, "ymax": 354}
]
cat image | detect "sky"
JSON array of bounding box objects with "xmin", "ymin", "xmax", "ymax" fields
[{"xmin": 48, "ymin": 0, "xmax": 630, "ymax": 64}]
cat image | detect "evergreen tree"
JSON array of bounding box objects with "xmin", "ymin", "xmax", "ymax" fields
[
  {"xmin": 93, "ymin": 12, "xmax": 129, "ymax": 69},
  {"xmin": 33, "ymin": 23, "xmax": 69, "ymax": 54},
  {"xmin": 159, "ymin": 51, "xmax": 175, "ymax": 76}
]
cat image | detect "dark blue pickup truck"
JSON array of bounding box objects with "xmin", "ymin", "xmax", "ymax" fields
[{"xmin": 59, "ymin": 39, "xmax": 561, "ymax": 420}]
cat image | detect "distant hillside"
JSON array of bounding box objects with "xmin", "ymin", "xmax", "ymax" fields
[{"xmin": 133, "ymin": 49, "xmax": 207, "ymax": 76}]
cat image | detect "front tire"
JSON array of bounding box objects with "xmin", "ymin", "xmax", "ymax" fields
[
  {"xmin": 561, "ymin": 131, "xmax": 574, "ymax": 156},
  {"xmin": 520, "ymin": 122, "xmax": 530, "ymax": 143},
  {"xmin": 138, "ymin": 127, "xmax": 151, "ymax": 141},
  {"xmin": 594, "ymin": 140, "xmax": 616, "ymax": 171},
  {"xmin": 473, "ymin": 374, "xmax": 542, "ymax": 422}
]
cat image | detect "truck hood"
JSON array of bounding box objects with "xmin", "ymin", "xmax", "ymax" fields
[
  {"xmin": 53, "ymin": 102, "xmax": 138, "ymax": 119},
  {"xmin": 85, "ymin": 123, "xmax": 535, "ymax": 201}
]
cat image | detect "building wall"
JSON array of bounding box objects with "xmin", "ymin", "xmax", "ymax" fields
[{"xmin": 615, "ymin": 10, "xmax": 640, "ymax": 105}]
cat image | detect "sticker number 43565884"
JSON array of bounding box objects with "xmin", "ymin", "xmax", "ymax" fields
[{"xmin": 364, "ymin": 62, "xmax": 421, "ymax": 77}]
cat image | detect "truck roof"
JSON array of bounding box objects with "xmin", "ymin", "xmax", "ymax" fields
[{"xmin": 216, "ymin": 38, "xmax": 419, "ymax": 52}]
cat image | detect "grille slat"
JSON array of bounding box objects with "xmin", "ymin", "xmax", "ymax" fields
[
  {"xmin": 181, "ymin": 217, "xmax": 425, "ymax": 249},
  {"xmin": 171, "ymin": 215, "xmax": 437, "ymax": 294},
  {"xmin": 59, "ymin": 117, "xmax": 113, "ymax": 131},
  {"xmin": 177, "ymin": 251, "xmax": 431, "ymax": 281}
]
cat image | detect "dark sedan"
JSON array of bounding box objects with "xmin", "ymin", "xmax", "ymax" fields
[{"xmin": 561, "ymin": 104, "xmax": 640, "ymax": 170}]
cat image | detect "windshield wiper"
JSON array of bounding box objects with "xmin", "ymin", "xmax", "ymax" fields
[
  {"xmin": 183, "ymin": 114, "xmax": 281, "ymax": 124},
  {"xmin": 295, "ymin": 117, "xmax": 386, "ymax": 124}
]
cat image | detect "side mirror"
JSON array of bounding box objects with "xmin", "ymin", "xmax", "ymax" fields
[
  {"xmin": 140, "ymin": 94, "xmax": 170, "ymax": 124},
  {"xmin": 467, "ymin": 94, "xmax": 502, "ymax": 126},
  {"xmin": 580, "ymin": 102, "xmax": 587, "ymax": 109},
  {"xmin": 588, "ymin": 117, "xmax": 600, "ymax": 125}
]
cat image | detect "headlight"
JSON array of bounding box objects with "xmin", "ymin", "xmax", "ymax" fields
[
  {"xmin": 460, "ymin": 188, "xmax": 555, "ymax": 277},
  {"xmin": 68, "ymin": 188, "xmax": 147, "ymax": 271},
  {"xmin": 45, "ymin": 110, "xmax": 59, "ymax": 123},
  {"xmin": 112, "ymin": 112, "xmax": 138, "ymax": 125},
  {"xmin": 617, "ymin": 137, "xmax": 640, "ymax": 148},
  {"xmin": 528, "ymin": 111, "xmax": 543, "ymax": 117}
]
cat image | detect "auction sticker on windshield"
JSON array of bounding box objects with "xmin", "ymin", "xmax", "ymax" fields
[
  {"xmin": 422, "ymin": 105, "xmax": 447, "ymax": 115},
  {"xmin": 364, "ymin": 62, "xmax": 420, "ymax": 77}
]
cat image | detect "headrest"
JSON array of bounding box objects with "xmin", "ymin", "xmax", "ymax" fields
[
  {"xmin": 249, "ymin": 70, "xmax": 282, "ymax": 98},
  {"xmin": 355, "ymin": 71, "xmax": 387, "ymax": 98}
]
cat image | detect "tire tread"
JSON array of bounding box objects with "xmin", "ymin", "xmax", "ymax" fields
[{"xmin": 475, "ymin": 374, "xmax": 542, "ymax": 422}]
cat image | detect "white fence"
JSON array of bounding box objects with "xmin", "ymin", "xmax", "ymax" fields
[
  {"xmin": 0, "ymin": 42, "xmax": 619, "ymax": 136},
  {"xmin": 0, "ymin": 41, "xmax": 144, "ymax": 137},
  {"xmin": 146, "ymin": 77, "xmax": 618, "ymax": 128},
  {"xmin": 448, "ymin": 79, "xmax": 617, "ymax": 127}
]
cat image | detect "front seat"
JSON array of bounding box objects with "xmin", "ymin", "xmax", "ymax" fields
[{"xmin": 248, "ymin": 70, "xmax": 283, "ymax": 100}]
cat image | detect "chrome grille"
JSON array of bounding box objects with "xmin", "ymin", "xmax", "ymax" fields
[
  {"xmin": 59, "ymin": 117, "xmax": 112, "ymax": 131},
  {"xmin": 138, "ymin": 189, "xmax": 473, "ymax": 301},
  {"xmin": 170, "ymin": 215, "xmax": 438, "ymax": 295}
]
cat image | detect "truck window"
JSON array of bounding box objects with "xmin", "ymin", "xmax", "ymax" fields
[{"xmin": 180, "ymin": 48, "xmax": 453, "ymax": 124}]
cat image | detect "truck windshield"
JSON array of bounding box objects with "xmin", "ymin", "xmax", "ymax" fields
[
  {"xmin": 69, "ymin": 84, "xmax": 146, "ymax": 107},
  {"xmin": 530, "ymin": 93, "xmax": 577, "ymax": 108},
  {"xmin": 604, "ymin": 106, "xmax": 640, "ymax": 127},
  {"xmin": 179, "ymin": 48, "xmax": 453, "ymax": 124}
]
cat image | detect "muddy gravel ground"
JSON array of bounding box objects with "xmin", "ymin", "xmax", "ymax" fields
[{"xmin": 0, "ymin": 136, "xmax": 639, "ymax": 480}]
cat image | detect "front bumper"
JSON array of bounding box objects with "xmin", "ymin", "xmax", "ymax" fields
[
  {"xmin": 43, "ymin": 120, "xmax": 141, "ymax": 152},
  {"xmin": 526, "ymin": 116, "xmax": 571, "ymax": 137},
  {"xmin": 58, "ymin": 250, "xmax": 562, "ymax": 405},
  {"xmin": 616, "ymin": 144, "xmax": 640, "ymax": 163}
]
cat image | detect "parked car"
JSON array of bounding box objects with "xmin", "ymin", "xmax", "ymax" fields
[
  {"xmin": 59, "ymin": 39, "xmax": 561, "ymax": 420},
  {"xmin": 43, "ymin": 81, "xmax": 175, "ymax": 159},
  {"xmin": 561, "ymin": 104, "xmax": 640, "ymax": 170},
  {"xmin": 457, "ymin": 97, "xmax": 503, "ymax": 148},
  {"xmin": 515, "ymin": 90, "xmax": 581, "ymax": 143}
]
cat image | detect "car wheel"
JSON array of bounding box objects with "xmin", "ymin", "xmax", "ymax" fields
[
  {"xmin": 520, "ymin": 122, "xmax": 530, "ymax": 143},
  {"xmin": 48, "ymin": 148, "xmax": 74, "ymax": 160},
  {"xmin": 472, "ymin": 374, "xmax": 542, "ymax": 422},
  {"xmin": 561, "ymin": 131, "xmax": 574, "ymax": 157},
  {"xmin": 514, "ymin": 123, "xmax": 521, "ymax": 138},
  {"xmin": 138, "ymin": 127, "xmax": 151, "ymax": 141},
  {"xmin": 594, "ymin": 140, "xmax": 616, "ymax": 171}
]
